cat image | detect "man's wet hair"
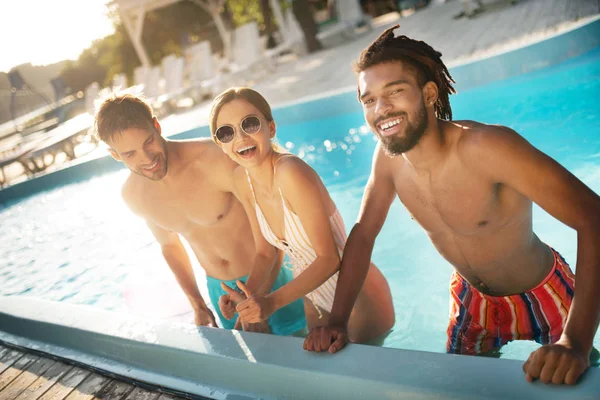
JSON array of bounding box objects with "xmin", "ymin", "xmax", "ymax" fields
[{"xmin": 354, "ymin": 24, "xmax": 456, "ymax": 121}]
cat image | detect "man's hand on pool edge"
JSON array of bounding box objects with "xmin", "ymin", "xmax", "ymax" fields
[
  {"xmin": 194, "ymin": 307, "xmax": 218, "ymax": 328},
  {"xmin": 303, "ymin": 325, "xmax": 349, "ymax": 353},
  {"xmin": 522, "ymin": 337, "xmax": 590, "ymax": 385}
]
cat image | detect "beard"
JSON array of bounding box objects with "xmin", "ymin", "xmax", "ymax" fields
[
  {"xmin": 134, "ymin": 141, "xmax": 169, "ymax": 181},
  {"xmin": 379, "ymin": 100, "xmax": 428, "ymax": 157}
]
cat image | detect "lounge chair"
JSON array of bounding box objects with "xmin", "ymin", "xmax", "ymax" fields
[
  {"xmin": 154, "ymin": 54, "xmax": 187, "ymax": 113},
  {"xmin": 317, "ymin": 0, "xmax": 372, "ymax": 47},
  {"xmin": 230, "ymin": 22, "xmax": 276, "ymax": 83},
  {"xmin": 264, "ymin": 5, "xmax": 308, "ymax": 63},
  {"xmin": 184, "ymin": 40, "xmax": 225, "ymax": 101}
]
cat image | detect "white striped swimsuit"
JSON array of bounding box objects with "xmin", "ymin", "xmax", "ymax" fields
[{"xmin": 246, "ymin": 169, "xmax": 346, "ymax": 313}]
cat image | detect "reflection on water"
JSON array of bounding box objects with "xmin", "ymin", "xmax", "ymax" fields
[
  {"xmin": 0, "ymin": 170, "xmax": 154, "ymax": 310},
  {"xmin": 1, "ymin": 48, "xmax": 599, "ymax": 362}
]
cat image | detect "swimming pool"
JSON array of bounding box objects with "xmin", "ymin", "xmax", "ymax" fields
[{"xmin": 1, "ymin": 47, "xmax": 599, "ymax": 364}]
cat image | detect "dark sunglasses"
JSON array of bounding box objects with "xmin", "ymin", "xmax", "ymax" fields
[{"xmin": 214, "ymin": 115, "xmax": 262, "ymax": 144}]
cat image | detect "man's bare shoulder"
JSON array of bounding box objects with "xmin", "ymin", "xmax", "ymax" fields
[
  {"xmin": 453, "ymin": 120, "xmax": 522, "ymax": 157},
  {"xmin": 452, "ymin": 120, "xmax": 532, "ymax": 176},
  {"xmin": 174, "ymin": 138, "xmax": 236, "ymax": 174},
  {"xmin": 372, "ymin": 141, "xmax": 397, "ymax": 175},
  {"xmin": 171, "ymin": 138, "xmax": 216, "ymax": 161}
]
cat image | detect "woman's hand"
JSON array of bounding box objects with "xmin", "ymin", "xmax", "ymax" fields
[
  {"xmin": 219, "ymin": 282, "xmax": 247, "ymax": 319},
  {"xmin": 235, "ymin": 280, "xmax": 276, "ymax": 323}
]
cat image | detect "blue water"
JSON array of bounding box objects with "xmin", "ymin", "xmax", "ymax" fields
[{"xmin": 1, "ymin": 48, "xmax": 599, "ymax": 362}]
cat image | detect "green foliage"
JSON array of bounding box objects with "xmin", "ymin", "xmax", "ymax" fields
[
  {"xmin": 59, "ymin": 0, "xmax": 289, "ymax": 91},
  {"xmin": 228, "ymin": 0, "xmax": 264, "ymax": 27},
  {"xmin": 229, "ymin": 0, "xmax": 290, "ymax": 32},
  {"xmin": 60, "ymin": 43, "xmax": 107, "ymax": 93}
]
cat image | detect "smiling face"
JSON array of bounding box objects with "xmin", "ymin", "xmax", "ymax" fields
[
  {"xmin": 359, "ymin": 61, "xmax": 430, "ymax": 156},
  {"xmin": 108, "ymin": 118, "xmax": 168, "ymax": 181},
  {"xmin": 214, "ymin": 98, "xmax": 275, "ymax": 168}
]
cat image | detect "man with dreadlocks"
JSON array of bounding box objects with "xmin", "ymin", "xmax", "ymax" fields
[{"xmin": 304, "ymin": 25, "xmax": 600, "ymax": 385}]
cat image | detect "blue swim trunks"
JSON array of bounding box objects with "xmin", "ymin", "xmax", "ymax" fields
[{"xmin": 206, "ymin": 267, "xmax": 306, "ymax": 335}]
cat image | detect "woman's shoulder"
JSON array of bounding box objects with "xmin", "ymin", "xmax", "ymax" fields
[
  {"xmin": 274, "ymin": 153, "xmax": 310, "ymax": 172},
  {"xmin": 274, "ymin": 154, "xmax": 320, "ymax": 190}
]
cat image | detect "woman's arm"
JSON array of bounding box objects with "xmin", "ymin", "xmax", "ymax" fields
[
  {"xmin": 232, "ymin": 166, "xmax": 280, "ymax": 294},
  {"xmin": 236, "ymin": 157, "xmax": 341, "ymax": 322}
]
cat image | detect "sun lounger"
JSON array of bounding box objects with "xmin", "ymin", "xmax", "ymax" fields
[
  {"xmin": 18, "ymin": 113, "xmax": 94, "ymax": 175},
  {"xmin": 317, "ymin": 0, "xmax": 372, "ymax": 47},
  {"xmin": 264, "ymin": 6, "xmax": 308, "ymax": 62},
  {"xmin": 230, "ymin": 22, "xmax": 276, "ymax": 83},
  {"xmin": 151, "ymin": 54, "xmax": 189, "ymax": 113},
  {"xmin": 184, "ymin": 40, "xmax": 225, "ymax": 101}
]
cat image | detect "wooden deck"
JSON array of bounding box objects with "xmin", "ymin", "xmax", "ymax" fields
[{"xmin": 0, "ymin": 344, "xmax": 198, "ymax": 400}]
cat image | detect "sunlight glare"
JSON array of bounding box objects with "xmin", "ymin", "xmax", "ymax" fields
[{"xmin": 0, "ymin": 0, "xmax": 115, "ymax": 72}]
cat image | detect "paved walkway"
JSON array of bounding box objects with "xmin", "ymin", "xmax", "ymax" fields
[{"xmin": 252, "ymin": 0, "xmax": 599, "ymax": 106}]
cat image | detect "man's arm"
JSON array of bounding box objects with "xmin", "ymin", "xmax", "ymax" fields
[
  {"xmin": 464, "ymin": 125, "xmax": 600, "ymax": 384},
  {"xmin": 304, "ymin": 143, "xmax": 397, "ymax": 352},
  {"xmin": 146, "ymin": 220, "xmax": 217, "ymax": 327}
]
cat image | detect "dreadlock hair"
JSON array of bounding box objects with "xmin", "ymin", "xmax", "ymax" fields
[{"xmin": 353, "ymin": 24, "xmax": 456, "ymax": 121}]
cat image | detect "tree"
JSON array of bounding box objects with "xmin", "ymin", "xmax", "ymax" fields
[
  {"xmin": 260, "ymin": 0, "xmax": 277, "ymax": 48},
  {"xmin": 291, "ymin": 0, "xmax": 322, "ymax": 53},
  {"xmin": 190, "ymin": 0, "xmax": 233, "ymax": 60},
  {"xmin": 59, "ymin": 0, "xmax": 295, "ymax": 92}
]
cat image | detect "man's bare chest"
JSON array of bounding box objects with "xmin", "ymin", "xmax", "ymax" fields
[
  {"xmin": 139, "ymin": 184, "xmax": 234, "ymax": 232},
  {"xmin": 394, "ymin": 172, "xmax": 503, "ymax": 236}
]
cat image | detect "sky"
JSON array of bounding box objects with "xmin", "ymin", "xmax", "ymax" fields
[{"xmin": 0, "ymin": 0, "xmax": 115, "ymax": 73}]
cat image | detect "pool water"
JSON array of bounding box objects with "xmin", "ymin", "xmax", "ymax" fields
[{"xmin": 1, "ymin": 48, "xmax": 599, "ymax": 362}]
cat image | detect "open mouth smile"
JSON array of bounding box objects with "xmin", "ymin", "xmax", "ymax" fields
[{"xmin": 377, "ymin": 117, "xmax": 405, "ymax": 137}]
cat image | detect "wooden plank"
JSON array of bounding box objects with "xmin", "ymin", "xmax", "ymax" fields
[
  {"xmin": 64, "ymin": 373, "xmax": 110, "ymax": 400},
  {"xmin": 36, "ymin": 367, "xmax": 91, "ymax": 400},
  {"xmin": 0, "ymin": 347, "xmax": 9, "ymax": 361},
  {"xmin": 0, "ymin": 349, "xmax": 25, "ymax": 375},
  {"xmin": 91, "ymin": 380, "xmax": 134, "ymax": 400},
  {"xmin": 14, "ymin": 361, "xmax": 73, "ymax": 400},
  {"xmin": 123, "ymin": 387, "xmax": 159, "ymax": 400},
  {"xmin": 0, "ymin": 353, "xmax": 39, "ymax": 391},
  {"xmin": 0, "ymin": 356, "xmax": 55, "ymax": 399},
  {"xmin": 156, "ymin": 394, "xmax": 178, "ymax": 400}
]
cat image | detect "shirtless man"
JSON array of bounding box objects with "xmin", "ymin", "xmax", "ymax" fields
[
  {"xmin": 94, "ymin": 93, "xmax": 306, "ymax": 334},
  {"xmin": 304, "ymin": 26, "xmax": 600, "ymax": 385}
]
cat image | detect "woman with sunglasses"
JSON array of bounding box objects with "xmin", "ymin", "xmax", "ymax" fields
[{"xmin": 210, "ymin": 87, "xmax": 395, "ymax": 345}]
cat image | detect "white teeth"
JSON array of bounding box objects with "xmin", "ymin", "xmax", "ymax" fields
[
  {"xmin": 143, "ymin": 160, "xmax": 158, "ymax": 170},
  {"xmin": 380, "ymin": 118, "xmax": 402, "ymax": 130},
  {"xmin": 237, "ymin": 145, "xmax": 256, "ymax": 154}
]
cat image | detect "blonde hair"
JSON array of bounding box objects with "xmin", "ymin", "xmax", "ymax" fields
[
  {"xmin": 209, "ymin": 87, "xmax": 288, "ymax": 153},
  {"xmin": 209, "ymin": 87, "xmax": 273, "ymax": 136}
]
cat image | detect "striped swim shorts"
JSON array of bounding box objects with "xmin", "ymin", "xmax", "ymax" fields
[{"xmin": 446, "ymin": 247, "xmax": 575, "ymax": 355}]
